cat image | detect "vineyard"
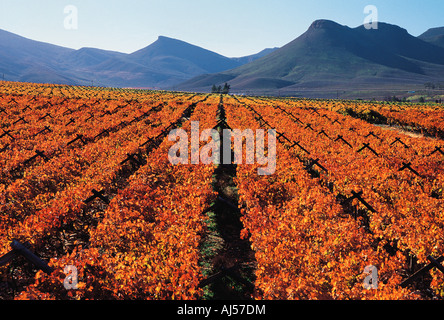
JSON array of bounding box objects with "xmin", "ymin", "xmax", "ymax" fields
[{"xmin": 0, "ymin": 81, "xmax": 444, "ymax": 300}]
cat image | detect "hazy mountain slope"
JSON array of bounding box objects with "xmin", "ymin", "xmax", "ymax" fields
[
  {"xmin": 231, "ymin": 47, "xmax": 279, "ymax": 65},
  {"xmin": 0, "ymin": 29, "xmax": 76, "ymax": 83},
  {"xmin": 419, "ymin": 26, "xmax": 444, "ymax": 48},
  {"xmin": 0, "ymin": 31, "xmax": 270, "ymax": 87},
  {"xmin": 177, "ymin": 20, "xmax": 444, "ymax": 93}
]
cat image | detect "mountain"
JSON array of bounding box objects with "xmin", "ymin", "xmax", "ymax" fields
[
  {"xmin": 231, "ymin": 47, "xmax": 279, "ymax": 65},
  {"xmin": 177, "ymin": 20, "xmax": 444, "ymax": 96},
  {"xmin": 419, "ymin": 27, "xmax": 444, "ymax": 48},
  {"xmin": 0, "ymin": 29, "xmax": 76, "ymax": 83},
  {"xmin": 131, "ymin": 36, "xmax": 242, "ymax": 75},
  {"xmin": 62, "ymin": 47, "xmax": 126, "ymax": 69},
  {"xmin": 3, "ymin": 22, "xmax": 444, "ymax": 96},
  {"xmin": 0, "ymin": 31, "xmax": 272, "ymax": 88}
]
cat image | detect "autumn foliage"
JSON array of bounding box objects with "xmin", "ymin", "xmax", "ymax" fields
[{"xmin": 0, "ymin": 81, "xmax": 443, "ymax": 300}]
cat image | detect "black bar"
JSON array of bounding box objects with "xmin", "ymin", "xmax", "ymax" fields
[
  {"xmin": 318, "ymin": 130, "xmax": 331, "ymax": 139},
  {"xmin": 35, "ymin": 126, "xmax": 52, "ymax": 137},
  {"xmin": 65, "ymin": 118, "xmax": 75, "ymax": 126},
  {"xmin": 401, "ymin": 256, "xmax": 444, "ymax": 287},
  {"xmin": 216, "ymin": 118, "xmax": 229, "ymax": 128},
  {"xmin": 140, "ymin": 137, "xmax": 154, "ymax": 148},
  {"xmin": 13, "ymin": 117, "xmax": 28, "ymax": 125},
  {"xmin": 352, "ymin": 191, "xmax": 376, "ymax": 213},
  {"xmin": 94, "ymin": 129, "xmax": 109, "ymax": 139},
  {"xmin": 121, "ymin": 153, "xmax": 143, "ymax": 166},
  {"xmin": 0, "ymin": 130, "xmax": 14, "ymax": 140},
  {"xmin": 63, "ymin": 108, "xmax": 73, "ymax": 116},
  {"xmin": 23, "ymin": 150, "xmax": 48, "ymax": 165},
  {"xmin": 292, "ymin": 116, "xmax": 304, "ymax": 124},
  {"xmin": 335, "ymin": 135, "xmax": 353, "ymax": 148},
  {"xmin": 35, "ymin": 150, "xmax": 49, "ymax": 162},
  {"xmin": 83, "ymin": 189, "xmax": 110, "ymax": 204},
  {"xmin": 429, "ymin": 146, "xmax": 444, "ymax": 156},
  {"xmin": 38, "ymin": 113, "xmax": 53, "ymax": 121},
  {"xmin": 0, "ymin": 250, "xmax": 17, "ymax": 266},
  {"xmin": 427, "ymin": 255, "xmax": 444, "ymax": 274},
  {"xmin": 277, "ymin": 132, "xmax": 292, "ymax": 144},
  {"xmin": 67, "ymin": 134, "xmax": 86, "ymax": 146},
  {"xmin": 0, "ymin": 144, "xmax": 9, "ymax": 153},
  {"xmin": 23, "ymin": 154, "xmax": 38, "ymax": 166},
  {"xmin": 343, "ymin": 191, "xmax": 376, "ymax": 213},
  {"xmin": 308, "ymin": 158, "xmax": 328, "ymax": 173},
  {"xmin": 391, "ymin": 137, "xmax": 409, "ymax": 148},
  {"xmin": 357, "ymin": 143, "xmax": 379, "ymax": 157},
  {"xmin": 10, "ymin": 240, "xmax": 54, "ymax": 274},
  {"xmin": 399, "ymin": 162, "xmax": 422, "ymax": 177},
  {"xmin": 343, "ymin": 191, "xmax": 363, "ymax": 205},
  {"xmin": 290, "ymin": 141, "xmax": 310, "ymax": 154},
  {"xmin": 128, "ymin": 117, "xmax": 139, "ymax": 125},
  {"xmin": 0, "ymin": 241, "xmax": 33, "ymax": 266},
  {"xmin": 365, "ymin": 131, "xmax": 382, "ymax": 140}
]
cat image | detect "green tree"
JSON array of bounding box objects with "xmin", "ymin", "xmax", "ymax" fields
[{"xmin": 222, "ymin": 83, "xmax": 231, "ymax": 94}]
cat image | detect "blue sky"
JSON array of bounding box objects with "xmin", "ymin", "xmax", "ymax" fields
[{"xmin": 0, "ymin": 0, "xmax": 443, "ymax": 57}]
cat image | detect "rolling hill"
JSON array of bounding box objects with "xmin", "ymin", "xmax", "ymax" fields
[
  {"xmin": 177, "ymin": 20, "xmax": 444, "ymax": 97},
  {"xmin": 0, "ymin": 31, "xmax": 274, "ymax": 88},
  {"xmin": 2, "ymin": 20, "xmax": 444, "ymax": 97},
  {"xmin": 419, "ymin": 27, "xmax": 444, "ymax": 48},
  {"xmin": 0, "ymin": 29, "xmax": 75, "ymax": 83}
]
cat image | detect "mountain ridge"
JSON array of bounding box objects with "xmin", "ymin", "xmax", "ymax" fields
[
  {"xmin": 419, "ymin": 27, "xmax": 444, "ymax": 48},
  {"xmin": 177, "ymin": 19, "xmax": 444, "ymax": 96},
  {"xmin": 1, "ymin": 20, "xmax": 444, "ymax": 96},
  {"xmin": 0, "ymin": 32, "xmax": 275, "ymax": 88}
]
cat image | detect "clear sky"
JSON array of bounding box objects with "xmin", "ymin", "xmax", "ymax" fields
[{"xmin": 0, "ymin": 0, "xmax": 443, "ymax": 57}]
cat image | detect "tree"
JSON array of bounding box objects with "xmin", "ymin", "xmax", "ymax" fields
[
  {"xmin": 222, "ymin": 83, "xmax": 231, "ymax": 94},
  {"xmin": 211, "ymin": 83, "xmax": 230, "ymax": 94},
  {"xmin": 425, "ymin": 82, "xmax": 436, "ymax": 90}
]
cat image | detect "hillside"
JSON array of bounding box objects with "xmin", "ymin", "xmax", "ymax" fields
[
  {"xmin": 419, "ymin": 27, "xmax": 444, "ymax": 48},
  {"xmin": 0, "ymin": 29, "xmax": 76, "ymax": 83},
  {"xmin": 0, "ymin": 32, "xmax": 270, "ymax": 88},
  {"xmin": 177, "ymin": 20, "xmax": 444, "ymax": 96}
]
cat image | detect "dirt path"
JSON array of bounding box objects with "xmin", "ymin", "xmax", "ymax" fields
[
  {"xmin": 199, "ymin": 96, "xmax": 256, "ymax": 300},
  {"xmin": 374, "ymin": 124, "xmax": 427, "ymax": 139}
]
